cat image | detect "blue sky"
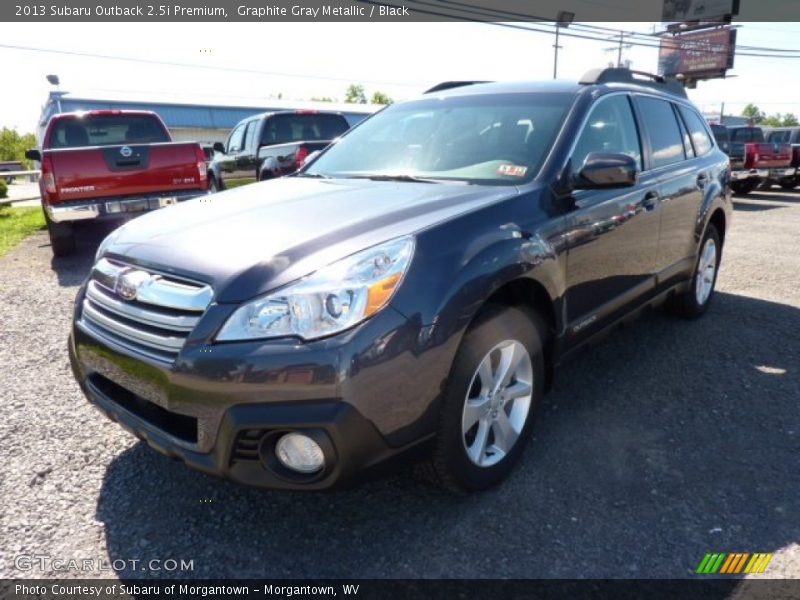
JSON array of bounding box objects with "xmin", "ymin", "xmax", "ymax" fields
[{"xmin": 2, "ymin": 21, "xmax": 800, "ymax": 132}]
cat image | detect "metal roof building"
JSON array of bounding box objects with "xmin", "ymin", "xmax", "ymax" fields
[{"xmin": 39, "ymin": 90, "xmax": 380, "ymax": 143}]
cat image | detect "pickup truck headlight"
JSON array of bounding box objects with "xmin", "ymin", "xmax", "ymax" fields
[{"xmin": 216, "ymin": 236, "xmax": 414, "ymax": 342}]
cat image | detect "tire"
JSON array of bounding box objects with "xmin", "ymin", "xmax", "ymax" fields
[
  {"xmin": 779, "ymin": 179, "xmax": 797, "ymax": 191},
  {"xmin": 45, "ymin": 212, "xmax": 76, "ymax": 257},
  {"xmin": 422, "ymin": 305, "xmax": 545, "ymax": 492},
  {"xmin": 208, "ymin": 176, "xmax": 219, "ymax": 193},
  {"xmin": 731, "ymin": 180, "xmax": 757, "ymax": 195},
  {"xmin": 667, "ymin": 223, "xmax": 721, "ymax": 319}
]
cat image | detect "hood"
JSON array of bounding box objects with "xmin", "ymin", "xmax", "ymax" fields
[{"xmin": 103, "ymin": 177, "xmax": 520, "ymax": 303}]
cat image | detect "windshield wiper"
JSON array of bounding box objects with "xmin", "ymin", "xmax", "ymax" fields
[
  {"xmin": 294, "ymin": 172, "xmax": 332, "ymax": 179},
  {"xmin": 342, "ymin": 173, "xmax": 444, "ymax": 184}
]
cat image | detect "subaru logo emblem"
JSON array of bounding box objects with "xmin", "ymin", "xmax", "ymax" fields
[
  {"xmin": 120, "ymin": 146, "xmax": 133, "ymax": 158},
  {"xmin": 115, "ymin": 269, "xmax": 151, "ymax": 301}
]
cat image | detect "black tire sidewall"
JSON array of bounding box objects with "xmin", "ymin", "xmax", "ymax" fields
[{"xmin": 435, "ymin": 306, "xmax": 545, "ymax": 491}]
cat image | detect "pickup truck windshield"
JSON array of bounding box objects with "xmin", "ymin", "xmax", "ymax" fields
[
  {"xmin": 48, "ymin": 115, "xmax": 170, "ymax": 148},
  {"xmin": 306, "ymin": 93, "xmax": 573, "ymax": 185},
  {"xmin": 730, "ymin": 128, "xmax": 765, "ymax": 143}
]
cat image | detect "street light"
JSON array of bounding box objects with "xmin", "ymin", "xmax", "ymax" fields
[
  {"xmin": 46, "ymin": 74, "xmax": 62, "ymax": 112},
  {"xmin": 553, "ymin": 11, "xmax": 575, "ymax": 79}
]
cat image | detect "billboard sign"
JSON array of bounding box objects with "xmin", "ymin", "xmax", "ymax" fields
[
  {"xmin": 658, "ymin": 26, "xmax": 737, "ymax": 79},
  {"xmin": 662, "ymin": 0, "xmax": 739, "ymax": 23}
]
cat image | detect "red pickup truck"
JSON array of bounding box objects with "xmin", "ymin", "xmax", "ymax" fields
[
  {"xmin": 26, "ymin": 110, "xmax": 207, "ymax": 256},
  {"xmin": 726, "ymin": 126, "xmax": 793, "ymax": 194}
]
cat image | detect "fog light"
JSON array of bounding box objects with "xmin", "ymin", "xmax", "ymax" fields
[{"xmin": 275, "ymin": 433, "xmax": 325, "ymax": 474}]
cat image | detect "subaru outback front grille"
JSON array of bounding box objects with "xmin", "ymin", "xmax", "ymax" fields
[{"xmin": 78, "ymin": 257, "xmax": 213, "ymax": 363}]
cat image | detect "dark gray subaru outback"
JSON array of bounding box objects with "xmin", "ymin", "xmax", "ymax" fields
[{"xmin": 69, "ymin": 69, "xmax": 731, "ymax": 491}]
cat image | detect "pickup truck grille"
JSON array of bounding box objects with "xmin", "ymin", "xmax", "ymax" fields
[{"xmin": 78, "ymin": 258, "xmax": 213, "ymax": 363}]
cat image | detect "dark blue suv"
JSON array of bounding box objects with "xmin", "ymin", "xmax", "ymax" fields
[{"xmin": 69, "ymin": 68, "xmax": 731, "ymax": 492}]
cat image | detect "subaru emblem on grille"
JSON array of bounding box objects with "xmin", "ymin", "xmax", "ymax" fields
[
  {"xmin": 120, "ymin": 145, "xmax": 133, "ymax": 158},
  {"xmin": 115, "ymin": 269, "xmax": 152, "ymax": 301}
]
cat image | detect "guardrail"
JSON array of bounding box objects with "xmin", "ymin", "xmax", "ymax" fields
[{"xmin": 1, "ymin": 170, "xmax": 40, "ymax": 179}]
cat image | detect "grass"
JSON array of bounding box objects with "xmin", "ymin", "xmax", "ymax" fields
[{"xmin": 0, "ymin": 206, "xmax": 46, "ymax": 257}]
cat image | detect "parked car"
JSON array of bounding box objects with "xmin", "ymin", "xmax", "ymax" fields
[
  {"xmin": 725, "ymin": 126, "xmax": 793, "ymax": 194},
  {"xmin": 26, "ymin": 110, "xmax": 207, "ymax": 256},
  {"xmin": 763, "ymin": 127, "xmax": 800, "ymax": 189},
  {"xmin": 0, "ymin": 160, "xmax": 23, "ymax": 184},
  {"xmin": 70, "ymin": 68, "xmax": 731, "ymax": 492},
  {"xmin": 207, "ymin": 110, "xmax": 350, "ymax": 191}
]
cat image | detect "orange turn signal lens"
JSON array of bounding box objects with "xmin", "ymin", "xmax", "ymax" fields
[{"xmin": 365, "ymin": 272, "xmax": 402, "ymax": 316}]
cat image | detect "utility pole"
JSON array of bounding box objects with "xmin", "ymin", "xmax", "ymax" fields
[
  {"xmin": 617, "ymin": 32, "xmax": 625, "ymax": 67},
  {"xmin": 552, "ymin": 11, "xmax": 575, "ymax": 80},
  {"xmin": 720, "ymin": 102, "xmax": 725, "ymax": 124}
]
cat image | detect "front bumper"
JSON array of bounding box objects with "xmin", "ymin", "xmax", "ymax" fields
[
  {"xmin": 69, "ymin": 288, "xmax": 444, "ymax": 490},
  {"xmin": 731, "ymin": 169, "xmax": 768, "ymax": 181},
  {"xmin": 46, "ymin": 189, "xmax": 206, "ymax": 223}
]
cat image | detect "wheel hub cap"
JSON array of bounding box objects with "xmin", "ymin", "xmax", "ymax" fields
[
  {"xmin": 461, "ymin": 339, "xmax": 534, "ymax": 468},
  {"xmin": 695, "ymin": 237, "xmax": 718, "ymax": 306}
]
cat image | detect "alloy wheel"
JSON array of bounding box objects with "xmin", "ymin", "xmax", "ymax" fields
[
  {"xmin": 695, "ymin": 237, "xmax": 718, "ymax": 306},
  {"xmin": 461, "ymin": 340, "xmax": 533, "ymax": 467}
]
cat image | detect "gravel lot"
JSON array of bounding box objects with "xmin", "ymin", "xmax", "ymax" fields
[{"xmin": 1, "ymin": 191, "xmax": 798, "ymax": 581}]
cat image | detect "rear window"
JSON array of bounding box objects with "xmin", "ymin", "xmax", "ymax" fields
[
  {"xmin": 49, "ymin": 115, "xmax": 169, "ymax": 148},
  {"xmin": 766, "ymin": 130, "xmax": 791, "ymax": 143},
  {"xmin": 731, "ymin": 128, "xmax": 764, "ymax": 143},
  {"xmin": 260, "ymin": 114, "xmax": 349, "ymax": 147},
  {"xmin": 710, "ymin": 125, "xmax": 729, "ymax": 144}
]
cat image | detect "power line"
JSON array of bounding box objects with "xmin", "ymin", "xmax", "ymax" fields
[{"xmin": 0, "ymin": 42, "xmax": 426, "ymax": 88}]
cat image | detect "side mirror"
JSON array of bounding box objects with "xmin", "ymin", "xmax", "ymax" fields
[
  {"xmin": 575, "ymin": 152, "xmax": 638, "ymax": 189},
  {"xmin": 25, "ymin": 149, "xmax": 41, "ymax": 162},
  {"xmin": 212, "ymin": 142, "xmax": 225, "ymax": 154}
]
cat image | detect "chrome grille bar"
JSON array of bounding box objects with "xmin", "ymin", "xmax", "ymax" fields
[{"xmin": 79, "ymin": 258, "xmax": 213, "ymax": 362}]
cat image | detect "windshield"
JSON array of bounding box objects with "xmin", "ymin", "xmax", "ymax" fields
[
  {"xmin": 49, "ymin": 115, "xmax": 170, "ymax": 148},
  {"xmin": 305, "ymin": 93, "xmax": 574, "ymax": 185}
]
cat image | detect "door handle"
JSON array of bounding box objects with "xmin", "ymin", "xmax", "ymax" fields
[{"xmin": 642, "ymin": 191, "xmax": 660, "ymax": 212}]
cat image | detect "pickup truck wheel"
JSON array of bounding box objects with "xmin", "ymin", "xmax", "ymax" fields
[
  {"xmin": 731, "ymin": 180, "xmax": 756, "ymax": 195},
  {"xmin": 667, "ymin": 223, "xmax": 721, "ymax": 319},
  {"xmin": 45, "ymin": 213, "xmax": 76, "ymax": 257},
  {"xmin": 422, "ymin": 306, "xmax": 544, "ymax": 492},
  {"xmin": 779, "ymin": 179, "xmax": 797, "ymax": 191}
]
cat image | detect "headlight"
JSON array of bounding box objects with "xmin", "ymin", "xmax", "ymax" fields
[{"xmin": 216, "ymin": 236, "xmax": 414, "ymax": 341}]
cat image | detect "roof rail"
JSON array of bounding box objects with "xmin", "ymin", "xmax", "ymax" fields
[
  {"xmin": 424, "ymin": 81, "xmax": 491, "ymax": 94},
  {"xmin": 579, "ymin": 68, "xmax": 687, "ymax": 99}
]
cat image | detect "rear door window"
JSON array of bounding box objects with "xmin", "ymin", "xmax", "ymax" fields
[
  {"xmin": 636, "ymin": 96, "xmax": 686, "ymax": 169},
  {"xmin": 678, "ymin": 106, "xmax": 713, "ymax": 156}
]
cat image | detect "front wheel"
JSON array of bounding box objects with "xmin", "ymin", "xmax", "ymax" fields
[
  {"xmin": 422, "ymin": 306, "xmax": 545, "ymax": 492},
  {"xmin": 667, "ymin": 224, "xmax": 721, "ymax": 319},
  {"xmin": 731, "ymin": 180, "xmax": 757, "ymax": 195},
  {"xmin": 779, "ymin": 178, "xmax": 797, "ymax": 191}
]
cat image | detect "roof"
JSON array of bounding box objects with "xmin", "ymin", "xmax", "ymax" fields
[{"xmin": 41, "ymin": 91, "xmax": 379, "ymax": 129}]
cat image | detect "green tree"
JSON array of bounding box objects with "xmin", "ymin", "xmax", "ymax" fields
[
  {"xmin": 741, "ymin": 103, "xmax": 765, "ymax": 124},
  {"xmin": 762, "ymin": 114, "xmax": 783, "ymax": 127},
  {"xmin": 0, "ymin": 127, "xmax": 37, "ymax": 168},
  {"xmin": 782, "ymin": 113, "xmax": 799, "ymax": 126},
  {"xmin": 344, "ymin": 84, "xmax": 367, "ymax": 104},
  {"xmin": 311, "ymin": 96, "xmax": 335, "ymax": 103},
  {"xmin": 370, "ymin": 91, "xmax": 394, "ymax": 105}
]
